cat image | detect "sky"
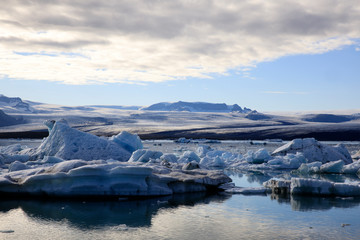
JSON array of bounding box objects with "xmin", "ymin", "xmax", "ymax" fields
[{"xmin": 1, "ymin": 0, "xmax": 360, "ymax": 111}]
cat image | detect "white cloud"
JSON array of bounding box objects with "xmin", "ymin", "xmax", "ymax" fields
[{"xmin": 0, "ymin": 0, "xmax": 360, "ymax": 85}]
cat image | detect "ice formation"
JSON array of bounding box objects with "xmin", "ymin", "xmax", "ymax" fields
[
  {"xmin": 0, "ymin": 120, "xmax": 231, "ymax": 198},
  {"xmin": 0, "ymin": 160, "xmax": 231, "ymax": 197},
  {"xmin": 264, "ymin": 178, "xmax": 360, "ymax": 197},
  {"xmin": 30, "ymin": 120, "xmax": 137, "ymax": 161},
  {"xmin": 272, "ymin": 138, "xmax": 352, "ymax": 164},
  {"xmin": 0, "ymin": 121, "xmax": 358, "ymax": 198}
]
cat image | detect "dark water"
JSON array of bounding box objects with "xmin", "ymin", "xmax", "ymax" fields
[{"xmin": 1, "ymin": 173, "xmax": 360, "ymax": 240}]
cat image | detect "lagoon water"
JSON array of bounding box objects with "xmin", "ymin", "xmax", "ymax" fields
[{"xmin": 1, "ymin": 140, "xmax": 360, "ymax": 239}]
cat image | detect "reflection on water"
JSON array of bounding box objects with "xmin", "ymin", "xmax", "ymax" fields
[
  {"xmin": 1, "ymin": 191, "xmax": 360, "ymax": 239},
  {"xmin": 227, "ymin": 169, "xmax": 360, "ymax": 188},
  {"xmin": 1, "ymin": 171, "xmax": 360, "ymax": 239},
  {"xmin": 270, "ymin": 193, "xmax": 360, "ymax": 212},
  {"xmin": 0, "ymin": 193, "xmax": 229, "ymax": 230}
]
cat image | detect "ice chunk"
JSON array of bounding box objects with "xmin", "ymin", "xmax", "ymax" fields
[
  {"xmin": 291, "ymin": 178, "xmax": 333, "ymax": 195},
  {"xmin": 333, "ymin": 183, "xmax": 360, "ymax": 196},
  {"xmin": 265, "ymin": 178, "xmax": 360, "ymax": 197},
  {"xmin": 178, "ymin": 151, "xmax": 200, "ymax": 163},
  {"xmin": 160, "ymin": 153, "xmax": 178, "ymax": 163},
  {"xmin": 0, "ymin": 161, "xmax": 232, "ymax": 197},
  {"xmin": 109, "ymin": 131, "xmax": 143, "ymax": 153},
  {"xmin": 200, "ymin": 156, "xmax": 225, "ymax": 168},
  {"xmin": 0, "ymin": 154, "xmax": 29, "ymax": 164},
  {"xmin": 31, "ymin": 120, "xmax": 131, "ymax": 161},
  {"xmin": 352, "ymin": 150, "xmax": 360, "ymax": 160},
  {"xmin": 267, "ymin": 153, "xmax": 306, "ymax": 169},
  {"xmin": 272, "ymin": 138, "xmax": 352, "ymax": 164},
  {"xmin": 342, "ymin": 160, "xmax": 360, "ymax": 174},
  {"xmin": 246, "ymin": 148, "xmax": 271, "ymax": 164},
  {"xmin": 128, "ymin": 149, "xmax": 163, "ymax": 163},
  {"xmin": 8, "ymin": 161, "xmax": 28, "ymax": 172},
  {"xmin": 182, "ymin": 161, "xmax": 200, "ymax": 170},
  {"xmin": 320, "ymin": 160, "xmax": 344, "ymax": 174},
  {"xmin": 196, "ymin": 145, "xmax": 212, "ymax": 158}
]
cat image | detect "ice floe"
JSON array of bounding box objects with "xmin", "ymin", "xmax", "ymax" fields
[{"xmin": 264, "ymin": 178, "xmax": 360, "ymax": 197}]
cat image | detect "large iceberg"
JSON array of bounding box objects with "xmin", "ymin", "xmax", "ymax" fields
[
  {"xmin": 272, "ymin": 138, "xmax": 352, "ymax": 164},
  {"xmin": 0, "ymin": 120, "xmax": 231, "ymax": 198},
  {"xmin": 0, "ymin": 160, "xmax": 231, "ymax": 198},
  {"xmin": 29, "ymin": 120, "xmax": 138, "ymax": 161}
]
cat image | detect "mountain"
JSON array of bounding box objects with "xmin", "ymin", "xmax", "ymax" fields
[
  {"xmin": 141, "ymin": 101, "xmax": 252, "ymax": 113},
  {"xmin": 0, "ymin": 94, "xmax": 33, "ymax": 113}
]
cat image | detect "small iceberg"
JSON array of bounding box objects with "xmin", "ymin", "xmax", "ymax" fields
[{"xmin": 264, "ymin": 178, "xmax": 360, "ymax": 197}]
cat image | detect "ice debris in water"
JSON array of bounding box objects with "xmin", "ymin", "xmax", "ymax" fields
[
  {"xmin": 128, "ymin": 149, "xmax": 163, "ymax": 163},
  {"xmin": 264, "ymin": 178, "xmax": 360, "ymax": 197},
  {"xmin": 272, "ymin": 138, "xmax": 352, "ymax": 164},
  {"xmin": 0, "ymin": 120, "xmax": 231, "ymax": 197}
]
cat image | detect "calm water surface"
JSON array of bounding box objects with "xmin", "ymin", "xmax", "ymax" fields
[
  {"xmin": 0, "ymin": 140, "xmax": 360, "ymax": 239},
  {"xmin": 1, "ymin": 172, "xmax": 360, "ymax": 240}
]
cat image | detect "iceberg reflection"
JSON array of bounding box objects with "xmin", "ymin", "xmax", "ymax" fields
[{"xmin": 0, "ymin": 193, "xmax": 229, "ymax": 229}]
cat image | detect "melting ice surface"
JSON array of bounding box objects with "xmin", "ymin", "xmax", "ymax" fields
[{"xmin": 1, "ymin": 139, "xmax": 360, "ymax": 239}]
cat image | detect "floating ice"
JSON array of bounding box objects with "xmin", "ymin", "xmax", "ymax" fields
[
  {"xmin": 267, "ymin": 153, "xmax": 306, "ymax": 169},
  {"xmin": 319, "ymin": 160, "xmax": 344, "ymax": 174},
  {"xmin": 0, "ymin": 160, "xmax": 231, "ymax": 197},
  {"xmin": 342, "ymin": 160, "xmax": 360, "ymax": 174},
  {"xmin": 246, "ymin": 149, "xmax": 271, "ymax": 164},
  {"xmin": 352, "ymin": 150, "xmax": 360, "ymax": 160},
  {"xmin": 129, "ymin": 149, "xmax": 163, "ymax": 163},
  {"xmin": 178, "ymin": 151, "xmax": 201, "ymax": 164},
  {"xmin": 30, "ymin": 120, "xmax": 134, "ymax": 161},
  {"xmin": 109, "ymin": 131, "xmax": 143, "ymax": 153},
  {"xmin": 264, "ymin": 178, "xmax": 360, "ymax": 197},
  {"xmin": 272, "ymin": 138, "xmax": 352, "ymax": 164},
  {"xmin": 160, "ymin": 153, "xmax": 178, "ymax": 163}
]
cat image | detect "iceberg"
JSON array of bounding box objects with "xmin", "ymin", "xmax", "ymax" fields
[
  {"xmin": 30, "ymin": 120, "xmax": 136, "ymax": 161},
  {"xmin": 0, "ymin": 120, "xmax": 231, "ymax": 198},
  {"xmin": 264, "ymin": 178, "xmax": 360, "ymax": 197},
  {"xmin": 272, "ymin": 138, "xmax": 352, "ymax": 164},
  {"xmin": 0, "ymin": 160, "xmax": 231, "ymax": 198}
]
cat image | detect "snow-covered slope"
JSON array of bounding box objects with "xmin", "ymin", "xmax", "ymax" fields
[
  {"xmin": 0, "ymin": 94, "xmax": 34, "ymax": 113},
  {"xmin": 141, "ymin": 101, "xmax": 252, "ymax": 113}
]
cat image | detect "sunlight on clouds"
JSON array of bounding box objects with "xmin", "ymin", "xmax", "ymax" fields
[{"xmin": 0, "ymin": 0, "xmax": 360, "ymax": 85}]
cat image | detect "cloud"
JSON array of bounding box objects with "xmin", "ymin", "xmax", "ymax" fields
[{"xmin": 1, "ymin": 0, "xmax": 360, "ymax": 84}]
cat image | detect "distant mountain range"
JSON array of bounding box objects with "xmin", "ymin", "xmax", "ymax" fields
[
  {"xmin": 0, "ymin": 94, "xmax": 33, "ymax": 113},
  {"xmin": 0, "ymin": 95, "xmax": 253, "ymax": 114},
  {"xmin": 141, "ymin": 101, "xmax": 253, "ymax": 113}
]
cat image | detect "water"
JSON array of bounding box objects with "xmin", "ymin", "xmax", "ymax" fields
[
  {"xmin": 0, "ymin": 140, "xmax": 360, "ymax": 239},
  {"xmin": 1, "ymin": 183, "xmax": 360, "ymax": 239}
]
